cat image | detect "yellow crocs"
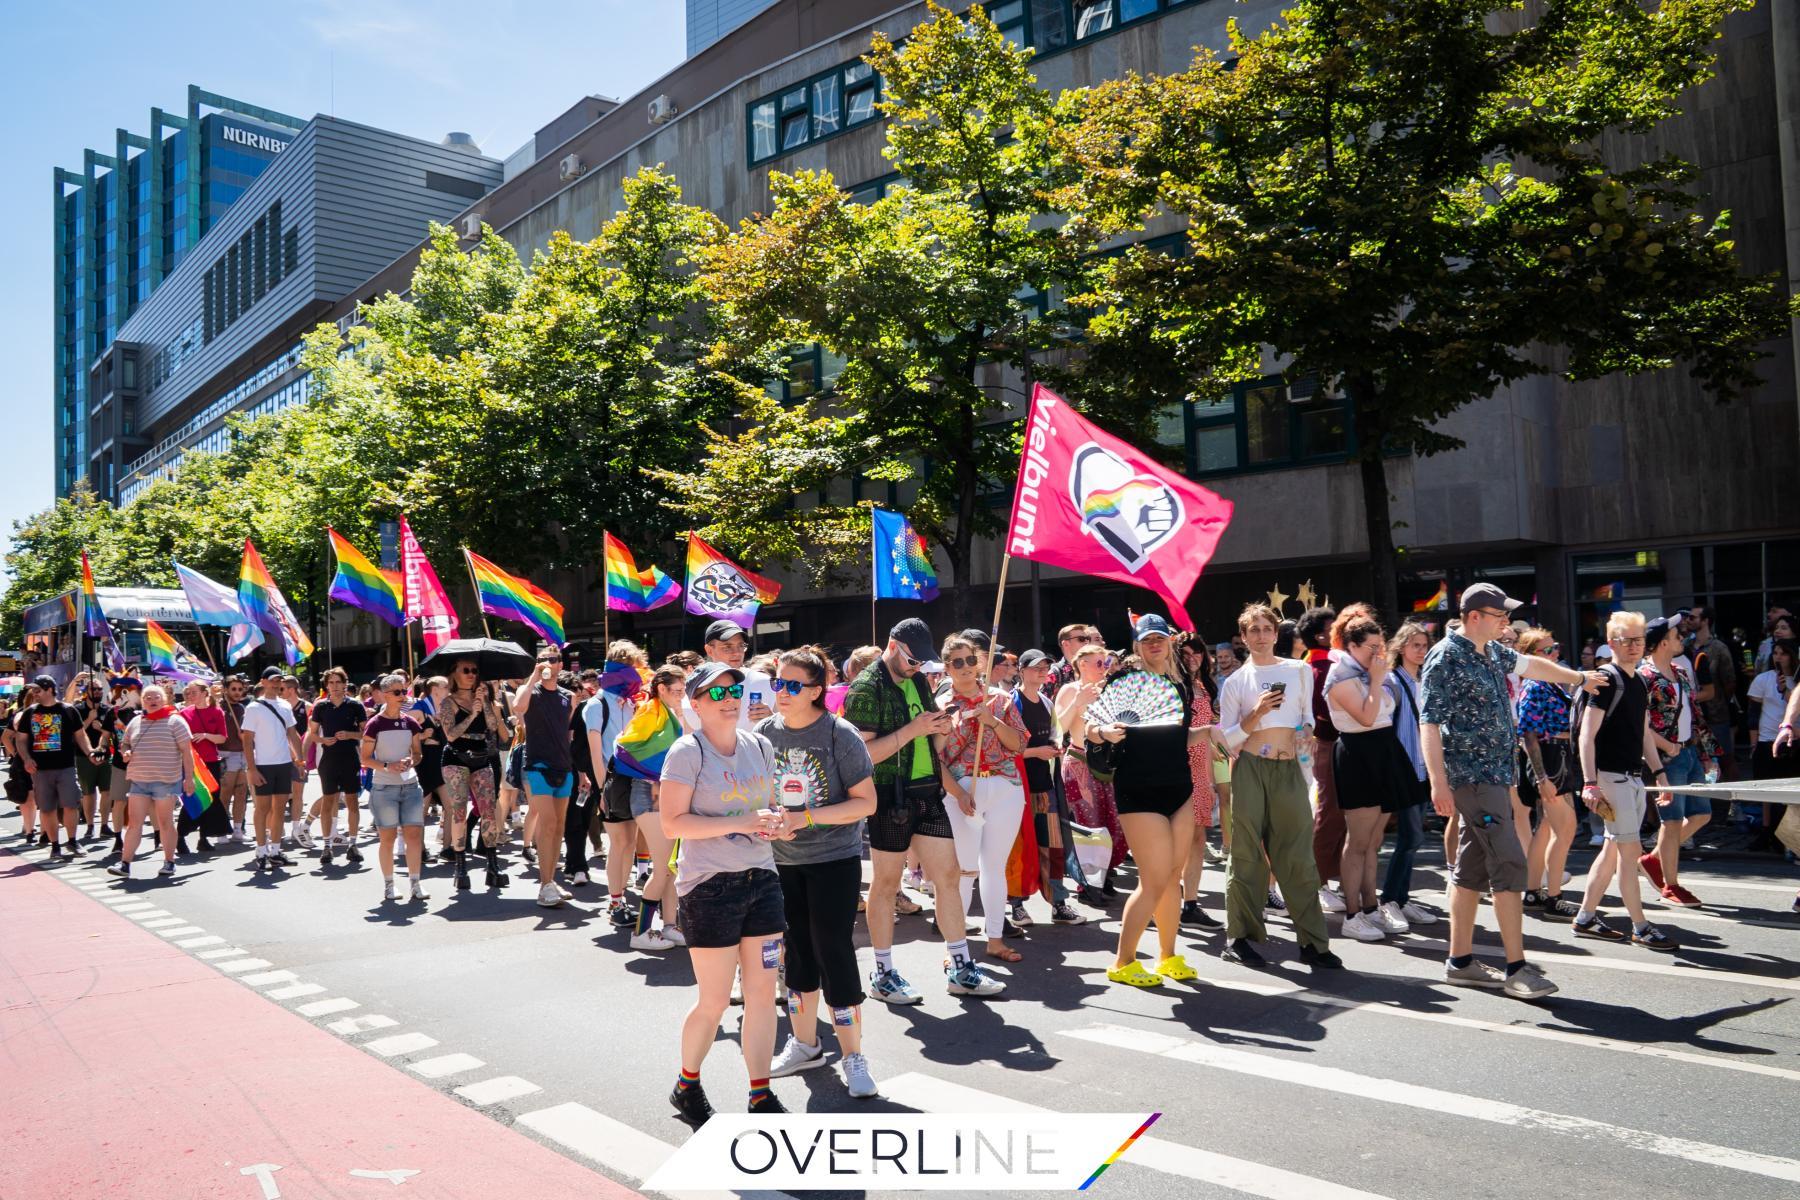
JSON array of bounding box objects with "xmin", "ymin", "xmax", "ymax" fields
[
  {"xmin": 1106, "ymin": 961, "xmax": 1165, "ymax": 988},
  {"xmin": 1155, "ymin": 954, "xmax": 1199, "ymax": 982}
]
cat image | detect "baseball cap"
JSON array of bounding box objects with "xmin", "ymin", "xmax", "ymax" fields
[
  {"xmin": 703, "ymin": 619, "xmax": 747, "ymax": 645},
  {"xmin": 1133, "ymin": 613, "xmax": 1175, "ymax": 640},
  {"xmin": 1018, "ymin": 649, "xmax": 1050, "ymax": 669},
  {"xmin": 1644, "ymin": 615, "xmax": 1682, "ymax": 648},
  {"xmin": 31, "ymin": 674, "xmax": 56, "ymax": 691},
  {"xmin": 686, "ymin": 660, "xmax": 745, "ymax": 698},
  {"xmin": 889, "ymin": 618, "xmax": 936, "ymax": 665},
  {"xmin": 959, "ymin": 629, "xmax": 992, "ymax": 651},
  {"xmin": 1459, "ymin": 582, "xmax": 1521, "ymax": 614},
  {"xmin": 261, "ymin": 666, "xmax": 285, "ymax": 680}
]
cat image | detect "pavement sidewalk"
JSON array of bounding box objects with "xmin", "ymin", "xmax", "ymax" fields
[{"xmin": 0, "ymin": 845, "xmax": 643, "ymax": 1200}]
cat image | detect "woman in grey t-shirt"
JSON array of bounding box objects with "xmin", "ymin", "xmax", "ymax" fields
[
  {"xmin": 659, "ymin": 662, "xmax": 788, "ymax": 1125},
  {"xmin": 757, "ymin": 648, "xmax": 878, "ymax": 1098}
]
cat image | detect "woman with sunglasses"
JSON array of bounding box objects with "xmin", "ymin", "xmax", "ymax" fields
[
  {"xmin": 512, "ymin": 649, "xmax": 576, "ymax": 909},
  {"xmin": 759, "ymin": 649, "xmax": 880, "ymax": 1098},
  {"xmin": 362, "ymin": 673, "xmax": 429, "ymax": 903},
  {"xmin": 938, "ymin": 633, "xmax": 1030, "ymax": 966},
  {"xmin": 617, "ymin": 664, "xmax": 689, "ymax": 950},
  {"xmin": 440, "ymin": 660, "xmax": 507, "ymax": 890},
  {"xmin": 662, "ymin": 661, "xmax": 789, "ymax": 1124},
  {"xmin": 1054, "ymin": 643, "xmax": 1127, "ymax": 891},
  {"xmin": 1514, "ymin": 628, "xmax": 1582, "ymax": 919}
]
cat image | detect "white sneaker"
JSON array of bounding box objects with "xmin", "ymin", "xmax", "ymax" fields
[
  {"xmin": 536, "ymin": 883, "xmax": 563, "ymax": 908},
  {"xmin": 294, "ymin": 826, "xmax": 316, "ymax": 850},
  {"xmin": 556, "ymin": 882, "xmax": 574, "ymax": 899},
  {"xmin": 1375, "ymin": 901, "xmax": 1411, "ymax": 935},
  {"xmin": 1399, "ymin": 900, "xmax": 1438, "ymax": 926},
  {"xmin": 382, "ymin": 879, "xmax": 397, "ymax": 902},
  {"xmin": 409, "ymin": 881, "xmax": 427, "ymax": 903},
  {"xmin": 841, "ymin": 1051, "xmax": 878, "ymax": 1099},
  {"xmin": 661, "ymin": 924, "xmax": 687, "ymax": 946},
  {"xmin": 629, "ymin": 929, "xmax": 676, "ymax": 951},
  {"xmin": 229, "ymin": 827, "xmax": 249, "ymax": 844},
  {"xmin": 570, "ymin": 871, "xmax": 590, "ymax": 887},
  {"xmin": 769, "ymin": 1036, "xmax": 827, "ymax": 1077},
  {"xmin": 1341, "ymin": 912, "xmax": 1385, "ymax": 942},
  {"xmin": 1318, "ymin": 886, "xmax": 1347, "ymax": 913}
]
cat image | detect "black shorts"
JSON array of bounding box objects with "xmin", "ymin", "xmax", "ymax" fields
[
  {"xmin": 678, "ymin": 868, "xmax": 788, "ymax": 949},
  {"xmin": 600, "ymin": 772, "xmax": 635, "ymax": 823},
  {"xmin": 5, "ymin": 773, "xmax": 30, "ymax": 803},
  {"xmin": 318, "ymin": 754, "xmax": 362, "ymax": 796},
  {"xmin": 868, "ymin": 779, "xmax": 954, "ymax": 853},
  {"xmin": 252, "ymin": 762, "xmax": 295, "ymax": 797}
]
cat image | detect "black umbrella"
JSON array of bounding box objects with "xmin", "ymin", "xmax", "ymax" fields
[{"xmin": 420, "ymin": 637, "xmax": 535, "ymax": 681}]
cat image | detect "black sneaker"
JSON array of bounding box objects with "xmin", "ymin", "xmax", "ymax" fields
[
  {"xmin": 47, "ymin": 843, "xmax": 65, "ymax": 862},
  {"xmin": 1521, "ymin": 889, "xmax": 1546, "ymax": 911},
  {"xmin": 196, "ymin": 837, "xmax": 213, "ymax": 853},
  {"xmin": 1299, "ymin": 944, "xmax": 1345, "ymax": 970},
  {"xmin": 609, "ymin": 902, "xmax": 637, "ymax": 929},
  {"xmin": 174, "ymin": 839, "xmax": 190, "ymax": 857},
  {"xmin": 344, "ymin": 844, "xmax": 364, "ymax": 864},
  {"xmin": 670, "ymin": 1082, "xmax": 714, "ymax": 1126},
  {"xmin": 1541, "ymin": 896, "xmax": 1581, "ymax": 921},
  {"xmin": 66, "ymin": 840, "xmax": 86, "ymax": 858},
  {"xmin": 1181, "ymin": 900, "xmax": 1222, "ymax": 928},
  {"xmin": 1573, "ymin": 915, "xmax": 1626, "ymax": 942},
  {"xmin": 1221, "ymin": 937, "xmax": 1265, "ymax": 966},
  {"xmin": 24, "ymin": 831, "xmax": 39, "ymax": 848},
  {"xmin": 270, "ymin": 851, "xmax": 295, "ymax": 868},
  {"xmin": 321, "ymin": 844, "xmax": 336, "ymax": 866},
  {"xmin": 1076, "ymin": 884, "xmax": 1107, "ymax": 906},
  {"xmin": 748, "ymin": 1092, "xmax": 789, "ymax": 1116}
]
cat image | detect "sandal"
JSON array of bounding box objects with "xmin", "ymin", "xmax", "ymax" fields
[
  {"xmin": 1105, "ymin": 961, "xmax": 1164, "ymax": 988},
  {"xmin": 1155, "ymin": 954, "xmax": 1199, "ymax": 982},
  {"xmin": 987, "ymin": 943, "xmax": 1023, "ymax": 963}
]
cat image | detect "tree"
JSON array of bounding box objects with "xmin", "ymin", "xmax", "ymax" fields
[
  {"xmin": 660, "ymin": 3, "xmax": 1129, "ymax": 625},
  {"xmin": 0, "ymin": 487, "xmax": 119, "ymax": 645},
  {"xmin": 1055, "ymin": 0, "xmax": 1799, "ymax": 619}
]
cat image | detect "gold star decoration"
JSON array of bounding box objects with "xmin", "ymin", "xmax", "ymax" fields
[
  {"xmin": 1266, "ymin": 584, "xmax": 1290, "ymax": 612},
  {"xmin": 1295, "ymin": 579, "xmax": 1318, "ymax": 609}
]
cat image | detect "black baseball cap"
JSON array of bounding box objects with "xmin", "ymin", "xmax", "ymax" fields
[
  {"xmin": 686, "ymin": 660, "xmax": 745, "ymax": 698},
  {"xmin": 31, "ymin": 674, "xmax": 56, "ymax": 691},
  {"xmin": 704, "ymin": 619, "xmax": 748, "ymax": 645},
  {"xmin": 1018, "ymin": 649, "xmax": 1050, "ymax": 669},
  {"xmin": 1459, "ymin": 582, "xmax": 1521, "ymax": 614},
  {"xmin": 261, "ymin": 666, "xmax": 284, "ymax": 680},
  {"xmin": 889, "ymin": 618, "xmax": 935, "ymax": 665},
  {"xmin": 1644, "ymin": 616, "xmax": 1683, "ymax": 648}
]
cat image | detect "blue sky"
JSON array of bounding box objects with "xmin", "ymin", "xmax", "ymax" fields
[{"xmin": 0, "ymin": 0, "xmax": 685, "ymax": 567}]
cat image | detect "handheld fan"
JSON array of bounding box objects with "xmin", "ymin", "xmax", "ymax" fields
[{"xmin": 1089, "ymin": 670, "xmax": 1185, "ymax": 727}]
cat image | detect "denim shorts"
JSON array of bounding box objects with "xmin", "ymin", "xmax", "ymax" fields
[
  {"xmin": 678, "ymin": 868, "xmax": 787, "ymax": 949},
  {"xmin": 221, "ymin": 751, "xmax": 246, "ymax": 774},
  {"xmin": 128, "ymin": 778, "xmax": 182, "ymax": 801},
  {"xmin": 1655, "ymin": 746, "xmax": 1712, "ymax": 822},
  {"xmin": 369, "ymin": 780, "xmax": 426, "ymax": 828},
  {"xmin": 628, "ymin": 778, "xmax": 657, "ymax": 819}
]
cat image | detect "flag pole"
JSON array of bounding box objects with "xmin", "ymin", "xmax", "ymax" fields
[
  {"xmin": 325, "ymin": 529, "xmax": 335, "ymax": 671},
  {"xmin": 969, "ymin": 553, "xmax": 1012, "ymax": 775},
  {"xmin": 870, "ymin": 513, "xmax": 878, "ymax": 646},
  {"xmin": 601, "ymin": 532, "xmax": 610, "ymax": 655},
  {"xmin": 462, "ymin": 547, "xmax": 494, "ymax": 639}
]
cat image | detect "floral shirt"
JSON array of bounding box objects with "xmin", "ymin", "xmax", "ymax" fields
[
  {"xmin": 1637, "ymin": 660, "xmax": 1719, "ymax": 772},
  {"xmin": 940, "ymin": 687, "xmax": 1029, "ymax": 783},
  {"xmin": 1515, "ymin": 679, "xmax": 1571, "ymax": 740},
  {"xmin": 1421, "ymin": 631, "xmax": 1523, "ymax": 788}
]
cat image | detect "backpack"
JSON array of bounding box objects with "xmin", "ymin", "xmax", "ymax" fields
[{"xmin": 1568, "ymin": 662, "xmax": 1626, "ymax": 739}]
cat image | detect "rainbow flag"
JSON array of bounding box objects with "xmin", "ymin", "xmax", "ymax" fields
[
  {"xmin": 181, "ymin": 754, "xmax": 219, "ymax": 821},
  {"xmin": 467, "ymin": 550, "xmax": 566, "ymax": 646},
  {"xmin": 80, "ymin": 551, "xmax": 111, "ymax": 639},
  {"xmin": 1413, "ymin": 581, "xmax": 1449, "ymax": 613},
  {"xmin": 684, "ymin": 534, "xmax": 780, "ymax": 629},
  {"xmin": 328, "ymin": 528, "xmax": 405, "ymax": 628},
  {"xmin": 239, "ymin": 539, "xmax": 315, "ymax": 664},
  {"xmin": 144, "ymin": 620, "xmax": 216, "ymax": 682},
  {"xmin": 871, "ymin": 508, "xmax": 939, "ymax": 602},
  {"xmin": 597, "ymin": 661, "xmax": 646, "ymax": 701},
  {"xmin": 613, "ymin": 698, "xmax": 681, "ymax": 780},
  {"xmin": 603, "ymin": 533, "xmax": 680, "ymax": 612}
]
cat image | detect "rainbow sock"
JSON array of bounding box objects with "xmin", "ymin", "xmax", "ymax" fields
[
  {"xmin": 675, "ymin": 1067, "xmax": 700, "ymax": 1093},
  {"xmin": 748, "ymin": 1077, "xmax": 771, "ymax": 1104}
]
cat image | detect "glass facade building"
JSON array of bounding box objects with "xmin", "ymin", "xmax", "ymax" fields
[
  {"xmin": 53, "ymin": 86, "xmax": 302, "ymax": 497},
  {"xmin": 686, "ymin": 0, "xmax": 778, "ymax": 57}
]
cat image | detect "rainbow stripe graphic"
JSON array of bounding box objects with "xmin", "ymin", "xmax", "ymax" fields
[
  {"xmin": 1080, "ymin": 478, "xmax": 1162, "ymax": 522},
  {"xmin": 1078, "ymin": 1112, "xmax": 1162, "ymax": 1190},
  {"xmin": 872, "ymin": 508, "xmax": 939, "ymax": 602},
  {"xmin": 604, "ymin": 533, "xmax": 680, "ymax": 612},
  {"xmin": 685, "ymin": 534, "xmax": 780, "ymax": 629},
  {"xmin": 467, "ymin": 550, "xmax": 566, "ymax": 646},
  {"xmin": 144, "ymin": 620, "xmax": 215, "ymax": 682},
  {"xmin": 80, "ymin": 551, "xmax": 110, "ymax": 639},
  {"xmin": 1413, "ymin": 581, "xmax": 1449, "ymax": 613},
  {"xmin": 613, "ymin": 698, "xmax": 681, "ymax": 780},
  {"xmin": 239, "ymin": 539, "xmax": 315, "ymax": 664},
  {"xmin": 328, "ymin": 529, "xmax": 405, "ymax": 627},
  {"xmin": 181, "ymin": 754, "xmax": 219, "ymax": 821}
]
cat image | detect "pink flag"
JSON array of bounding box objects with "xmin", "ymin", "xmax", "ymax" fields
[
  {"xmin": 1006, "ymin": 384, "xmax": 1233, "ymax": 631},
  {"xmin": 399, "ymin": 515, "xmax": 460, "ymax": 654}
]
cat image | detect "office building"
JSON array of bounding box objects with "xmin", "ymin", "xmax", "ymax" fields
[
  {"xmin": 54, "ymin": 87, "xmax": 306, "ymax": 497},
  {"xmin": 686, "ymin": 0, "xmax": 778, "ymax": 57}
]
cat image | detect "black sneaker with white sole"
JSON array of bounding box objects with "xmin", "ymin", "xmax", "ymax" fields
[
  {"xmin": 670, "ymin": 1083, "xmax": 714, "ymax": 1126},
  {"xmin": 1632, "ymin": 924, "xmax": 1679, "ymax": 952}
]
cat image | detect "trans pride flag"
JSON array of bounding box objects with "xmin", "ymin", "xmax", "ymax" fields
[
  {"xmin": 684, "ymin": 534, "xmax": 779, "ymax": 630},
  {"xmin": 604, "ymin": 534, "xmax": 680, "ymax": 612}
]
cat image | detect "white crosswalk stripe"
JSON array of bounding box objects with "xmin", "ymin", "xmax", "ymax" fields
[
  {"xmin": 410, "ymin": 1053, "xmax": 485, "ymax": 1079},
  {"xmin": 329, "ymin": 1014, "xmax": 398, "ymax": 1035},
  {"xmin": 515, "ymin": 1101, "xmax": 786, "ymax": 1200},
  {"xmin": 365, "ymin": 1032, "xmax": 438, "ymax": 1057},
  {"xmin": 296, "ymin": 997, "xmax": 360, "ymax": 1017},
  {"xmin": 454, "ymin": 1075, "xmax": 541, "ymax": 1105},
  {"xmin": 1066, "ymin": 1024, "xmax": 1800, "ymax": 1185},
  {"xmin": 267, "ymin": 982, "xmax": 326, "ymax": 1000}
]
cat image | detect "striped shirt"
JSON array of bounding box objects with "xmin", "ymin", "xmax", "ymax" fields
[{"xmin": 123, "ymin": 714, "xmax": 192, "ymax": 784}]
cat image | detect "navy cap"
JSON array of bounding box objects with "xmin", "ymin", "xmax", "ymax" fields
[
  {"xmin": 889, "ymin": 618, "xmax": 936, "ymax": 665},
  {"xmin": 1133, "ymin": 613, "xmax": 1175, "ymax": 640},
  {"xmin": 704, "ymin": 620, "xmax": 748, "ymax": 645},
  {"xmin": 686, "ymin": 661, "xmax": 745, "ymax": 698},
  {"xmin": 261, "ymin": 666, "xmax": 285, "ymax": 680}
]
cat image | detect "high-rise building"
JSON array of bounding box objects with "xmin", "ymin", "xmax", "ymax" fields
[
  {"xmin": 685, "ymin": 0, "xmax": 777, "ymax": 56},
  {"xmin": 53, "ymin": 86, "xmax": 303, "ymax": 497}
]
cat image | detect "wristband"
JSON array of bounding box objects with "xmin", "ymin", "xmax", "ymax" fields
[{"xmin": 804, "ymin": 809, "xmax": 815, "ymax": 828}]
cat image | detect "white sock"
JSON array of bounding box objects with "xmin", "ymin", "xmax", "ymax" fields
[
  {"xmin": 873, "ymin": 947, "xmax": 895, "ymax": 974},
  {"xmin": 946, "ymin": 939, "xmax": 970, "ymax": 968}
]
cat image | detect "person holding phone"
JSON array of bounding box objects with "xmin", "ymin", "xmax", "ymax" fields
[
  {"xmin": 512, "ymin": 648, "xmax": 575, "ymax": 908},
  {"xmin": 661, "ymin": 661, "xmax": 790, "ymax": 1124}
]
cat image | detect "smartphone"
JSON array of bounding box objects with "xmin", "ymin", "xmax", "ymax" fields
[
  {"xmin": 1265, "ymin": 682, "xmax": 1287, "ymax": 697},
  {"xmin": 750, "ymin": 691, "xmax": 764, "ymax": 707}
]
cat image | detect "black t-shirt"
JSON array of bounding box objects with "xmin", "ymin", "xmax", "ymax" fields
[
  {"xmin": 22, "ymin": 703, "xmax": 85, "ymax": 771},
  {"xmin": 7, "ymin": 712, "xmax": 31, "ymax": 779},
  {"xmin": 522, "ymin": 684, "xmax": 573, "ymax": 772},
  {"xmin": 312, "ymin": 698, "xmax": 369, "ymax": 761},
  {"xmin": 1014, "ymin": 689, "xmax": 1055, "ymax": 793},
  {"xmin": 1590, "ymin": 668, "xmax": 1649, "ymax": 775},
  {"xmin": 76, "ymin": 701, "xmax": 117, "ymax": 754},
  {"xmin": 570, "ymin": 697, "xmax": 595, "ymax": 774}
]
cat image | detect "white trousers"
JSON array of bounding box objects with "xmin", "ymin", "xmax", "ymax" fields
[{"xmin": 943, "ymin": 775, "xmax": 1026, "ymax": 940}]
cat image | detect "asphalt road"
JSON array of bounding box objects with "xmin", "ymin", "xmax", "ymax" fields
[{"xmin": 5, "ymin": 790, "xmax": 1799, "ymax": 1200}]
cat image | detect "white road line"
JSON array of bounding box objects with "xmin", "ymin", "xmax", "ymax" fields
[
  {"xmin": 196, "ymin": 946, "xmax": 246, "ymax": 959},
  {"xmin": 365, "ymin": 1032, "xmax": 439, "ymax": 1057},
  {"xmin": 1067, "ymin": 1025, "xmax": 1800, "ymax": 1186},
  {"xmin": 410, "ymin": 1053, "xmax": 486, "ymax": 1079},
  {"xmin": 107, "ymin": 900, "xmax": 155, "ymax": 911},
  {"xmin": 297, "ymin": 997, "xmax": 359, "ymax": 1017},
  {"xmin": 239, "ymin": 970, "xmax": 299, "ymax": 987},
  {"xmin": 268, "ymin": 983, "xmax": 326, "ymax": 1000},
  {"xmin": 883, "ymin": 1072, "xmax": 1395, "ymax": 1199},
  {"xmin": 155, "ymin": 925, "xmax": 207, "ymax": 939},
  {"xmin": 176, "ymin": 935, "xmax": 226, "ymax": 948},
  {"xmin": 125, "ymin": 909, "xmax": 173, "ymax": 920},
  {"xmin": 329, "ymin": 1015, "xmax": 398, "ymax": 1035},
  {"xmin": 1198, "ymin": 975, "xmax": 1800, "ymax": 1084},
  {"xmin": 454, "ymin": 1076, "xmax": 541, "ymax": 1106},
  {"xmin": 515, "ymin": 1103, "xmax": 776, "ymax": 1200},
  {"xmin": 137, "ymin": 917, "xmax": 187, "ymax": 929},
  {"xmin": 1671, "ymin": 875, "xmax": 1799, "ymax": 896},
  {"xmin": 213, "ymin": 958, "xmax": 274, "ymax": 974},
  {"xmin": 1396, "ymin": 933, "xmax": 1800, "ymax": 993}
]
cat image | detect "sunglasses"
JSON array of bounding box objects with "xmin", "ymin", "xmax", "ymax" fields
[
  {"xmin": 539, "ymin": 657, "xmax": 563, "ymax": 665},
  {"xmin": 899, "ymin": 650, "xmax": 922, "ymax": 669},
  {"xmin": 455, "ymin": 666, "xmax": 478, "ymax": 674},
  {"xmin": 385, "ymin": 687, "xmax": 407, "ymax": 696},
  {"xmin": 769, "ymin": 678, "xmax": 814, "ymax": 696},
  {"xmin": 701, "ymin": 683, "xmax": 745, "ymax": 702},
  {"xmin": 945, "ymin": 655, "xmax": 979, "ymax": 671}
]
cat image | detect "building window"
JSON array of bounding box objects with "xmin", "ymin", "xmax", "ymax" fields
[
  {"xmin": 766, "ymin": 345, "xmax": 824, "ymax": 403},
  {"xmin": 844, "ymin": 61, "xmax": 879, "ymax": 125},
  {"xmin": 283, "ymin": 227, "xmax": 299, "ymax": 274},
  {"xmin": 1184, "ymin": 375, "xmax": 1353, "ymax": 478},
  {"xmin": 812, "ymin": 75, "xmax": 840, "ymax": 138},
  {"xmin": 748, "ymin": 60, "xmax": 884, "ymax": 166},
  {"xmin": 1074, "ymin": 0, "xmax": 1114, "ymax": 38},
  {"xmin": 750, "ymin": 100, "xmax": 778, "ymax": 160}
]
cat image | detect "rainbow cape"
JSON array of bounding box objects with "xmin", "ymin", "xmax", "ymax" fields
[
  {"xmin": 603, "ymin": 533, "xmax": 680, "ymax": 612},
  {"xmin": 145, "ymin": 619, "xmax": 217, "ymax": 682},
  {"xmin": 239, "ymin": 539, "xmax": 314, "ymax": 664},
  {"xmin": 613, "ymin": 698, "xmax": 681, "ymax": 780},
  {"xmin": 181, "ymin": 754, "xmax": 219, "ymax": 821},
  {"xmin": 328, "ymin": 529, "xmax": 405, "ymax": 628},
  {"xmin": 466, "ymin": 550, "xmax": 565, "ymax": 646},
  {"xmin": 684, "ymin": 534, "xmax": 779, "ymax": 629},
  {"xmin": 596, "ymin": 661, "xmax": 646, "ymax": 701}
]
